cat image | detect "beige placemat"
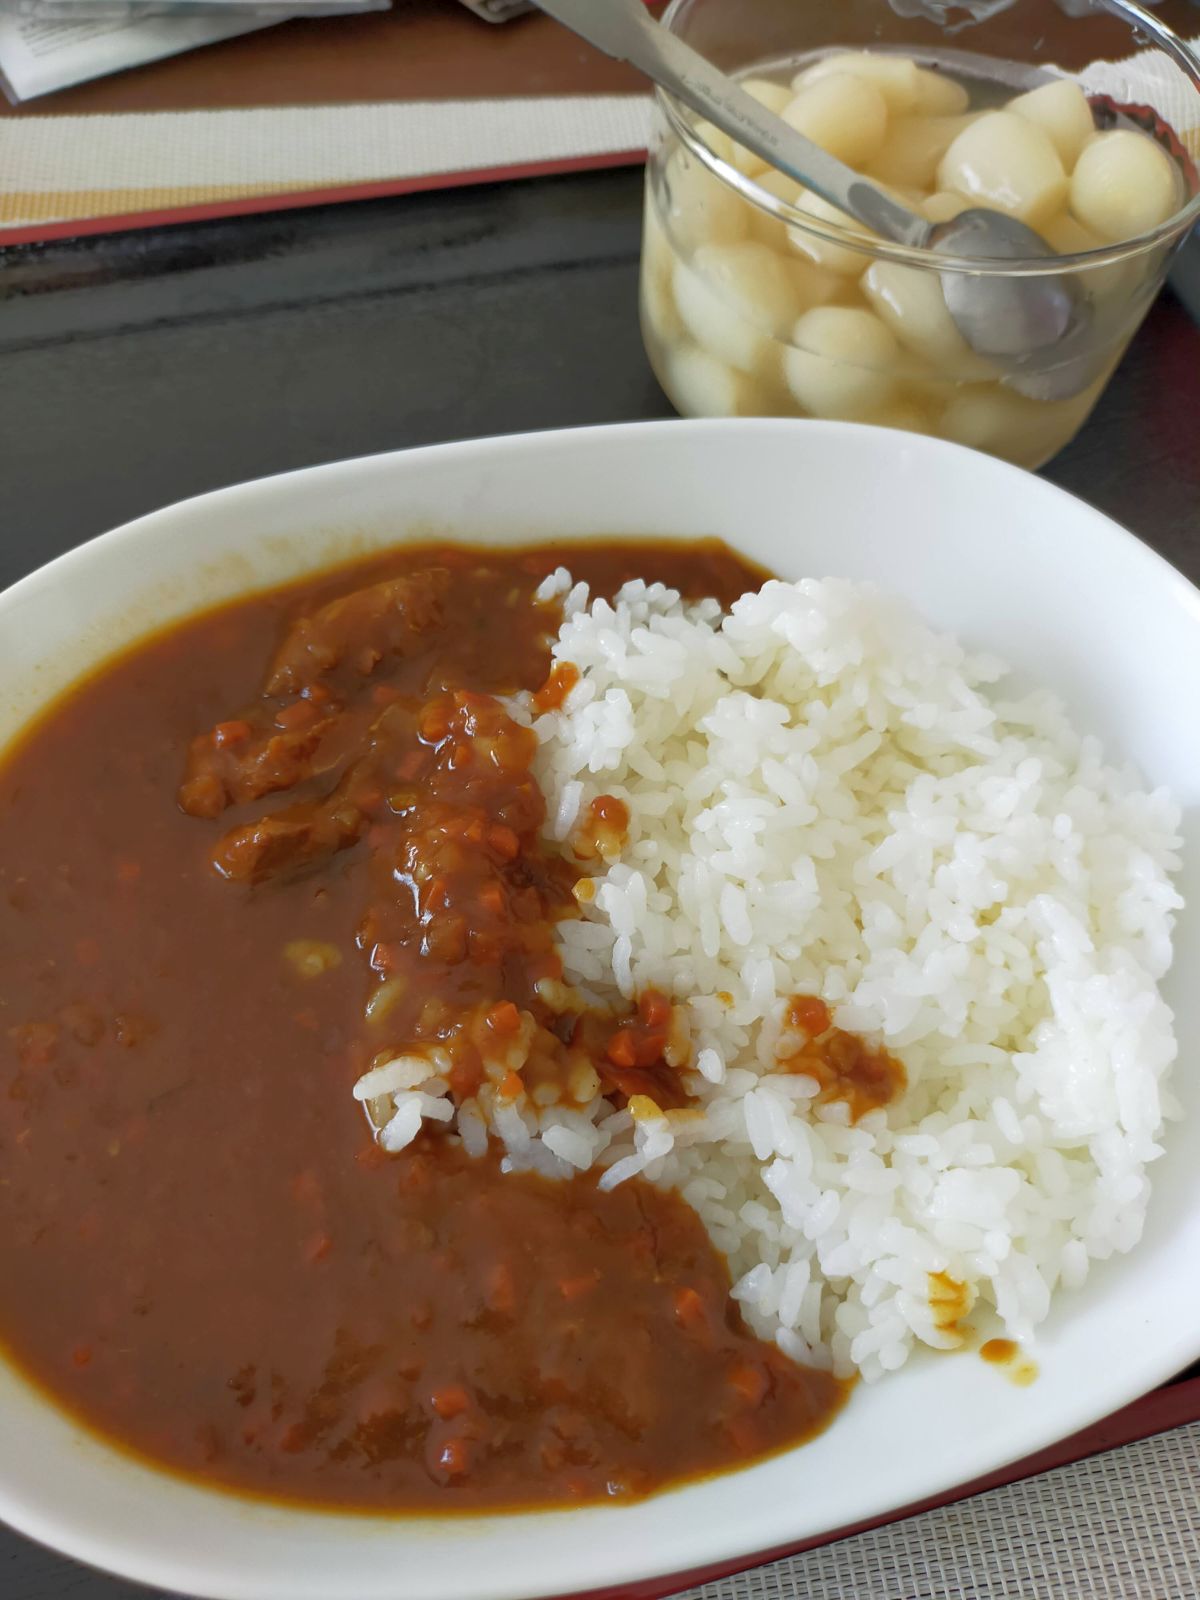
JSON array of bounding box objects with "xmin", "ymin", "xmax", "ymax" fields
[{"xmin": 681, "ymin": 1421, "xmax": 1200, "ymax": 1600}]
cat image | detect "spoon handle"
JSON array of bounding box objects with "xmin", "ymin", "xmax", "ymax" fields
[{"xmin": 532, "ymin": 0, "xmax": 931, "ymax": 249}]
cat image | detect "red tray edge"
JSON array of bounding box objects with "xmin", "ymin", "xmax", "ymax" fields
[{"xmin": 582, "ymin": 1375, "xmax": 1200, "ymax": 1600}]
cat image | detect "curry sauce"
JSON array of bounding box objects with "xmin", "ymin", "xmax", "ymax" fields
[{"xmin": 0, "ymin": 541, "xmax": 849, "ymax": 1511}]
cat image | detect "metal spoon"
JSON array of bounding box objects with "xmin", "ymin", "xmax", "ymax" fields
[{"xmin": 532, "ymin": 0, "xmax": 1094, "ymax": 401}]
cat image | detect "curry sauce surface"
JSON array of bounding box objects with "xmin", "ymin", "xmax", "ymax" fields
[{"xmin": 0, "ymin": 541, "xmax": 846, "ymax": 1510}]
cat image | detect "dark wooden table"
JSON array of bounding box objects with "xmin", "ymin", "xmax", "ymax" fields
[{"xmin": 1, "ymin": 170, "xmax": 1198, "ymax": 1600}]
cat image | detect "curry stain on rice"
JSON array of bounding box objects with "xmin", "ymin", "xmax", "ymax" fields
[
  {"xmin": 929, "ymin": 1272, "xmax": 975, "ymax": 1347},
  {"xmin": 779, "ymin": 994, "xmax": 906, "ymax": 1122}
]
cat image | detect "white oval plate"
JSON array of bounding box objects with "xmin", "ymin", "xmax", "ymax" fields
[{"xmin": 1, "ymin": 420, "xmax": 1198, "ymax": 1600}]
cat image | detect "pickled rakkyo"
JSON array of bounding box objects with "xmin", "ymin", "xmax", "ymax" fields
[{"xmin": 641, "ymin": 51, "xmax": 1189, "ymax": 469}]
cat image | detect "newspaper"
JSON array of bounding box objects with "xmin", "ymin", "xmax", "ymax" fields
[
  {"xmin": 0, "ymin": 0, "xmax": 512, "ymax": 102},
  {"xmin": 0, "ymin": 9, "xmax": 286, "ymax": 99},
  {"xmin": 0, "ymin": 0, "xmax": 401, "ymax": 101}
]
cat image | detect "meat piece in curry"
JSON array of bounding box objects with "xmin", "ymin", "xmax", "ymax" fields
[{"xmin": 0, "ymin": 541, "xmax": 849, "ymax": 1512}]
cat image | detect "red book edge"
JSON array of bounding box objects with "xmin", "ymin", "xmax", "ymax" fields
[{"xmin": 0, "ymin": 146, "xmax": 648, "ymax": 247}]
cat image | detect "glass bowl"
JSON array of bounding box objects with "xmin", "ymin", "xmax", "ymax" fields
[{"xmin": 640, "ymin": 0, "xmax": 1200, "ymax": 469}]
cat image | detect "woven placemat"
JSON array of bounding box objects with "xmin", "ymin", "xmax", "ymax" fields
[{"xmin": 681, "ymin": 1421, "xmax": 1200, "ymax": 1600}]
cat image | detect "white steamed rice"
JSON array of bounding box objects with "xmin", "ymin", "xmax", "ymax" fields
[{"xmin": 363, "ymin": 569, "xmax": 1183, "ymax": 1383}]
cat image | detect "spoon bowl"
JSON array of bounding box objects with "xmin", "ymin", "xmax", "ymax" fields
[{"xmin": 930, "ymin": 210, "xmax": 1082, "ymax": 358}]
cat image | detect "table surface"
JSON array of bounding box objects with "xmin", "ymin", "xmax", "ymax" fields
[{"xmin": 1, "ymin": 169, "xmax": 1199, "ymax": 1600}]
